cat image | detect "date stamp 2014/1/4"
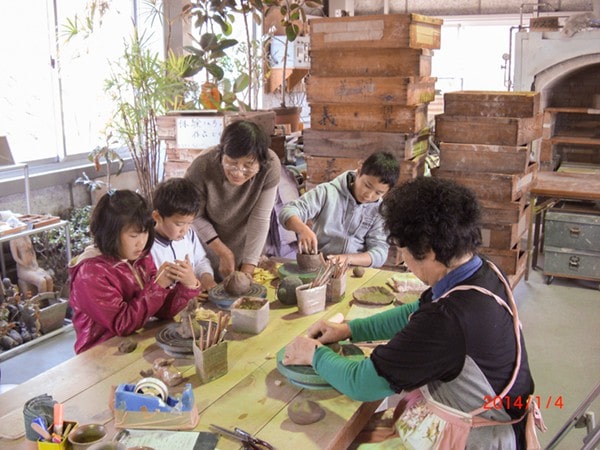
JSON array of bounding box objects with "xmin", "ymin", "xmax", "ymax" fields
[{"xmin": 483, "ymin": 395, "xmax": 564, "ymax": 410}]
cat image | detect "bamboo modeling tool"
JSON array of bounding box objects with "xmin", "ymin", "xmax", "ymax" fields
[
  {"xmin": 331, "ymin": 257, "xmax": 349, "ymax": 279},
  {"xmin": 310, "ymin": 264, "xmax": 334, "ymax": 288},
  {"xmin": 192, "ymin": 311, "xmax": 229, "ymax": 351}
]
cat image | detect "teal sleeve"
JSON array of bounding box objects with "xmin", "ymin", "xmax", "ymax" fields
[
  {"xmin": 349, "ymin": 301, "xmax": 420, "ymax": 342},
  {"xmin": 313, "ymin": 347, "xmax": 395, "ymax": 401}
]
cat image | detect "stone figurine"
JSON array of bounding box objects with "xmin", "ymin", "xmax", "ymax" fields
[{"xmin": 9, "ymin": 236, "xmax": 54, "ymax": 295}]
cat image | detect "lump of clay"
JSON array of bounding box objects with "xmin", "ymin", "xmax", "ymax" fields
[
  {"xmin": 118, "ymin": 338, "xmax": 137, "ymax": 353},
  {"xmin": 277, "ymin": 276, "xmax": 304, "ymax": 305},
  {"xmin": 352, "ymin": 266, "xmax": 365, "ymax": 278},
  {"xmin": 296, "ymin": 252, "xmax": 324, "ymax": 272},
  {"xmin": 288, "ymin": 399, "xmax": 326, "ymax": 425},
  {"xmin": 222, "ymin": 271, "xmax": 252, "ymax": 296}
]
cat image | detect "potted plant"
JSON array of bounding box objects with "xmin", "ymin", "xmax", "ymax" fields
[
  {"xmin": 185, "ymin": 0, "xmax": 273, "ymax": 112},
  {"xmin": 183, "ymin": 1, "xmax": 239, "ymax": 109},
  {"xmin": 105, "ymin": 28, "xmax": 194, "ymax": 201},
  {"xmin": 264, "ymin": 0, "xmax": 322, "ymax": 129}
]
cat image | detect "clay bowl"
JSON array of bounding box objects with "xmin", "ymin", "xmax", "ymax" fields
[{"xmin": 296, "ymin": 252, "xmax": 324, "ymax": 272}]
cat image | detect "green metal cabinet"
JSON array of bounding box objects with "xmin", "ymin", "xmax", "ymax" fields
[{"xmin": 543, "ymin": 209, "xmax": 600, "ymax": 285}]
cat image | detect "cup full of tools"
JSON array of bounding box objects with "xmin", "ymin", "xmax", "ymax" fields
[{"xmin": 191, "ymin": 312, "xmax": 229, "ymax": 384}]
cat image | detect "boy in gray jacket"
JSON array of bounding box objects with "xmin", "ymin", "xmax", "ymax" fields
[{"xmin": 279, "ymin": 152, "xmax": 399, "ymax": 267}]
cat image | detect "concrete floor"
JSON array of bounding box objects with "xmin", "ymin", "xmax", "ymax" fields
[{"xmin": 0, "ymin": 266, "xmax": 598, "ymax": 449}]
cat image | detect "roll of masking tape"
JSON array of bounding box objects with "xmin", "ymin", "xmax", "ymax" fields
[{"xmin": 134, "ymin": 377, "xmax": 168, "ymax": 401}]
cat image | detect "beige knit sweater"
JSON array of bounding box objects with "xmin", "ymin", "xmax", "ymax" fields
[{"xmin": 185, "ymin": 146, "xmax": 281, "ymax": 268}]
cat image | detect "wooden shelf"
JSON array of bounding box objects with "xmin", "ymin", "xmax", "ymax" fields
[
  {"xmin": 545, "ymin": 106, "xmax": 600, "ymax": 115},
  {"xmin": 541, "ymin": 106, "xmax": 600, "ymax": 169},
  {"xmin": 550, "ymin": 135, "xmax": 600, "ymax": 145}
]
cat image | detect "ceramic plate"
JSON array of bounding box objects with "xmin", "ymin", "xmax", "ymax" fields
[
  {"xmin": 352, "ymin": 286, "xmax": 395, "ymax": 306},
  {"xmin": 276, "ymin": 343, "xmax": 364, "ymax": 390}
]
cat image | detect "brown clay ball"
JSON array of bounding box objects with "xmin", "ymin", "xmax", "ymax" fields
[
  {"xmin": 352, "ymin": 267, "xmax": 365, "ymax": 278},
  {"xmin": 118, "ymin": 338, "xmax": 137, "ymax": 353},
  {"xmin": 223, "ymin": 271, "xmax": 252, "ymax": 296},
  {"xmin": 287, "ymin": 399, "xmax": 326, "ymax": 425}
]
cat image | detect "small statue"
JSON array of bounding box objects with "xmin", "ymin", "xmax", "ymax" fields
[
  {"xmin": 2, "ymin": 278, "xmax": 16, "ymax": 298},
  {"xmin": 9, "ymin": 236, "xmax": 54, "ymax": 295}
]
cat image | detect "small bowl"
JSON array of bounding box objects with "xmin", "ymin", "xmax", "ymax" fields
[{"xmin": 68, "ymin": 423, "xmax": 108, "ymax": 450}]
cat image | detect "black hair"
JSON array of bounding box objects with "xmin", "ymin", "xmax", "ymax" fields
[
  {"xmin": 152, "ymin": 177, "xmax": 201, "ymax": 218},
  {"xmin": 380, "ymin": 177, "xmax": 482, "ymax": 266},
  {"xmin": 359, "ymin": 151, "xmax": 400, "ymax": 188},
  {"xmin": 90, "ymin": 190, "xmax": 155, "ymax": 260},
  {"xmin": 219, "ymin": 120, "xmax": 271, "ymax": 168}
]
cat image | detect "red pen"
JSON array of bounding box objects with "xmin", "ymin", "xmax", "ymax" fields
[{"xmin": 53, "ymin": 403, "xmax": 64, "ymax": 437}]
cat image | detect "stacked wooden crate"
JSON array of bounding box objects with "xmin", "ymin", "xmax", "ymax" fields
[
  {"xmin": 303, "ymin": 13, "xmax": 443, "ymax": 190},
  {"xmin": 435, "ymin": 91, "xmax": 542, "ymax": 287}
]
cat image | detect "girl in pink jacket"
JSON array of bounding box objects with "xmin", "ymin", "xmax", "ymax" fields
[{"xmin": 69, "ymin": 190, "xmax": 200, "ymax": 353}]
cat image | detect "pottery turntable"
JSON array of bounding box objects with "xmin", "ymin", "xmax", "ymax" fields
[{"xmin": 277, "ymin": 252, "xmax": 325, "ymax": 284}]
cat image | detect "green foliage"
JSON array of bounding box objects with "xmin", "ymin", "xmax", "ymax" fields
[
  {"xmin": 263, "ymin": 0, "xmax": 322, "ymax": 107},
  {"xmin": 31, "ymin": 206, "xmax": 93, "ymax": 293},
  {"xmin": 105, "ymin": 28, "xmax": 193, "ymax": 201},
  {"xmin": 184, "ymin": 0, "xmax": 239, "ymax": 83},
  {"xmin": 185, "ymin": 0, "xmax": 272, "ymax": 111}
]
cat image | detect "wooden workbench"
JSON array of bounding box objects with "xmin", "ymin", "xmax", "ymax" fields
[
  {"xmin": 0, "ymin": 267, "xmax": 402, "ymax": 450},
  {"xmin": 525, "ymin": 171, "xmax": 600, "ymax": 280}
]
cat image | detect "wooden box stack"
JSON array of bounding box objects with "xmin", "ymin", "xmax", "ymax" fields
[
  {"xmin": 435, "ymin": 91, "xmax": 543, "ymax": 287},
  {"xmin": 303, "ymin": 13, "xmax": 443, "ymax": 189}
]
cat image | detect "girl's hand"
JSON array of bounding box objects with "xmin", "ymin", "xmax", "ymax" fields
[
  {"xmin": 282, "ymin": 336, "xmax": 321, "ymax": 366},
  {"xmin": 174, "ymin": 255, "xmax": 199, "ymax": 289},
  {"xmin": 155, "ymin": 262, "xmax": 175, "ymax": 289},
  {"xmin": 306, "ymin": 320, "xmax": 352, "ymax": 344},
  {"xmin": 200, "ymin": 273, "xmax": 217, "ymax": 292}
]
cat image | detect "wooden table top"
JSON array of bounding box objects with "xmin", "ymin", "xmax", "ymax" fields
[
  {"xmin": 0, "ymin": 266, "xmax": 402, "ymax": 450},
  {"xmin": 530, "ymin": 171, "xmax": 600, "ymax": 201}
]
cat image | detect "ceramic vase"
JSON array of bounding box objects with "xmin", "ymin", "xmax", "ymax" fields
[{"xmin": 296, "ymin": 283, "xmax": 327, "ymax": 315}]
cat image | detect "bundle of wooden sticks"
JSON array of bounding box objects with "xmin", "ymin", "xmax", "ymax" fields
[
  {"xmin": 310, "ymin": 257, "xmax": 349, "ymax": 288},
  {"xmin": 191, "ymin": 311, "xmax": 229, "ymax": 351}
]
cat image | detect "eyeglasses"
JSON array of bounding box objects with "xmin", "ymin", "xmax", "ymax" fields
[{"xmin": 222, "ymin": 162, "xmax": 259, "ymax": 176}]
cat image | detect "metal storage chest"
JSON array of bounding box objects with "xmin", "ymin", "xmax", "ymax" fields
[{"xmin": 543, "ymin": 208, "xmax": 600, "ymax": 285}]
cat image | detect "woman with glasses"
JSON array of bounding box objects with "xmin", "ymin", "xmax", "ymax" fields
[{"xmin": 185, "ymin": 120, "xmax": 281, "ymax": 281}]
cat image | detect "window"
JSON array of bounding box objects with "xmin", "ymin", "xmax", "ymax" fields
[
  {"xmin": 432, "ymin": 17, "xmax": 516, "ymax": 93},
  {"xmin": 0, "ymin": 0, "xmax": 161, "ymax": 164}
]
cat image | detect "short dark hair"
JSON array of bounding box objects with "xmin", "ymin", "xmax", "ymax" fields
[
  {"xmin": 90, "ymin": 190, "xmax": 155, "ymax": 260},
  {"xmin": 380, "ymin": 177, "xmax": 481, "ymax": 266},
  {"xmin": 219, "ymin": 120, "xmax": 271, "ymax": 167},
  {"xmin": 152, "ymin": 177, "xmax": 201, "ymax": 218},
  {"xmin": 359, "ymin": 152, "xmax": 400, "ymax": 188}
]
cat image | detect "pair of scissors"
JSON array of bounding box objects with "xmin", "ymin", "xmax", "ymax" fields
[{"xmin": 210, "ymin": 424, "xmax": 274, "ymax": 449}]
